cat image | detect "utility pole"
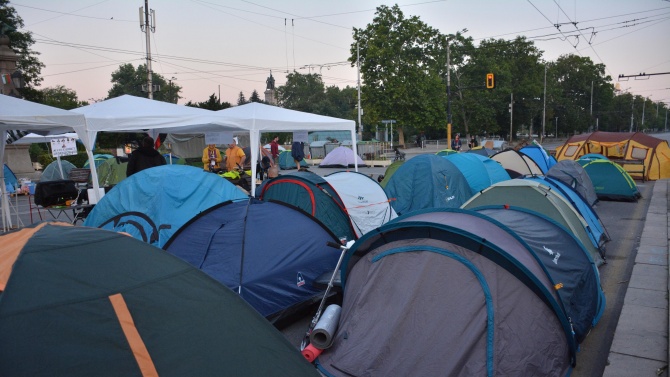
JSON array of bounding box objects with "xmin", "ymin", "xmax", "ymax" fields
[
  {"xmin": 509, "ymin": 93, "xmax": 513, "ymax": 144},
  {"xmin": 641, "ymin": 99, "xmax": 646, "ymax": 131},
  {"xmin": 665, "ymin": 108, "xmax": 668, "ymax": 132},
  {"xmin": 589, "ymin": 80, "xmax": 593, "ymax": 131},
  {"xmin": 140, "ymin": 1, "xmax": 155, "ymax": 99},
  {"xmin": 446, "ymin": 39, "xmax": 452, "ymax": 145},
  {"xmin": 555, "ymin": 117, "xmax": 558, "ymax": 139},
  {"xmin": 542, "ymin": 65, "xmax": 546, "ymax": 144},
  {"xmin": 630, "ymin": 99, "xmax": 634, "ymax": 132},
  {"xmin": 357, "ymin": 43, "xmax": 362, "ymax": 141}
]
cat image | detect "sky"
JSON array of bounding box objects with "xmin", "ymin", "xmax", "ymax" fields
[{"xmin": 10, "ymin": 0, "xmax": 670, "ymax": 109}]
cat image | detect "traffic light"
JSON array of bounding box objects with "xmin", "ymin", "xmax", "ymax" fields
[{"xmin": 486, "ymin": 73, "xmax": 495, "ymax": 89}]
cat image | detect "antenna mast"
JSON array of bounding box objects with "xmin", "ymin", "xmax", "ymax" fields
[{"xmin": 139, "ymin": 1, "xmax": 155, "ymax": 99}]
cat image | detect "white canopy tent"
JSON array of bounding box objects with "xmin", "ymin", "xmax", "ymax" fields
[
  {"xmin": 0, "ymin": 94, "xmax": 95, "ymax": 231},
  {"xmin": 215, "ymin": 102, "xmax": 358, "ymax": 194},
  {"xmin": 71, "ymin": 94, "xmax": 247, "ymax": 188},
  {"xmin": 71, "ymin": 95, "xmax": 247, "ymax": 142}
]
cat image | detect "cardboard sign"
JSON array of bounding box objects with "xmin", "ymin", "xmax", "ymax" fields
[
  {"xmin": 205, "ymin": 131, "xmax": 234, "ymax": 145},
  {"xmin": 50, "ymin": 137, "xmax": 78, "ymax": 157}
]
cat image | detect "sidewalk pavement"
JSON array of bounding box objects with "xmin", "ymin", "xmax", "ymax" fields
[{"xmin": 603, "ymin": 179, "xmax": 669, "ymax": 377}]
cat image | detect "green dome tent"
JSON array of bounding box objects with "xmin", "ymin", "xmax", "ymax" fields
[
  {"xmin": 0, "ymin": 222, "xmax": 319, "ymax": 377},
  {"xmin": 577, "ymin": 158, "xmax": 640, "ymax": 202}
]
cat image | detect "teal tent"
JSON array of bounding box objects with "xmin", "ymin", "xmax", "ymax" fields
[
  {"xmin": 279, "ymin": 150, "xmax": 308, "ymax": 170},
  {"xmin": 384, "ymin": 154, "xmax": 472, "ymax": 215},
  {"xmin": 577, "ymin": 158, "xmax": 641, "ymax": 201}
]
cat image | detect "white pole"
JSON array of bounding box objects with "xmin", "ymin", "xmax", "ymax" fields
[{"xmin": 357, "ymin": 43, "xmax": 362, "ymax": 142}]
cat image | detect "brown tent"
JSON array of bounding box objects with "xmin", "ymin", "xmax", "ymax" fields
[{"xmin": 555, "ymin": 131, "xmax": 670, "ymax": 180}]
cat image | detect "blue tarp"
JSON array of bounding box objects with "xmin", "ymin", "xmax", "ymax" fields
[
  {"xmin": 84, "ymin": 165, "xmax": 248, "ymax": 247},
  {"xmin": 164, "ymin": 198, "xmax": 341, "ymax": 319},
  {"xmin": 384, "ymin": 154, "xmax": 472, "ymax": 215}
]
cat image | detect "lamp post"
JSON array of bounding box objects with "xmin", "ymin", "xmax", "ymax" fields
[
  {"xmin": 168, "ymin": 76, "xmax": 176, "ymax": 103},
  {"xmin": 445, "ymin": 29, "xmax": 467, "ymax": 147}
]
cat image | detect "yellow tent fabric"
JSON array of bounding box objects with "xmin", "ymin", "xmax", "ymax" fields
[{"xmin": 555, "ymin": 131, "xmax": 670, "ymax": 181}]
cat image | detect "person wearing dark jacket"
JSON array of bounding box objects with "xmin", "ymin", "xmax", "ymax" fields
[{"xmin": 126, "ymin": 136, "xmax": 166, "ymax": 176}]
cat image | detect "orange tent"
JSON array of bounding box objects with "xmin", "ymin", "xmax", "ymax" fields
[{"xmin": 555, "ymin": 131, "xmax": 670, "ymax": 181}]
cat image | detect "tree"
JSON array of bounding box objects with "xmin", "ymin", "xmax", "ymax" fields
[
  {"xmin": 107, "ymin": 63, "xmax": 181, "ymax": 102},
  {"xmin": 237, "ymin": 91, "xmax": 248, "ymax": 105},
  {"xmin": 352, "ymin": 5, "xmax": 448, "ymax": 145},
  {"xmin": 550, "ymin": 54, "xmax": 613, "ymax": 135},
  {"xmin": 249, "ymin": 89, "xmax": 263, "ymax": 103},
  {"xmin": 41, "ymin": 85, "xmax": 88, "ymax": 109},
  {"xmin": 277, "ymin": 72, "xmax": 326, "ymax": 112},
  {"xmin": 185, "ymin": 93, "xmax": 231, "ymax": 110},
  {"xmin": 0, "ymin": 0, "xmax": 44, "ymax": 95}
]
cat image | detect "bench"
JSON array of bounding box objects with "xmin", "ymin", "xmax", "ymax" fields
[{"xmin": 611, "ymin": 159, "xmax": 646, "ymax": 182}]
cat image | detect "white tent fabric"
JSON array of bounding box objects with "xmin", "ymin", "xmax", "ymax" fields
[
  {"xmin": 319, "ymin": 146, "xmax": 366, "ymax": 168},
  {"xmin": 71, "ymin": 95, "xmax": 247, "ymax": 145},
  {"xmin": 71, "ymin": 95, "xmax": 247, "ymax": 196},
  {"xmin": 216, "ymin": 102, "xmax": 357, "ymax": 194},
  {"xmin": 323, "ymin": 171, "xmax": 397, "ymax": 238},
  {"xmin": 0, "ymin": 94, "xmax": 93, "ymax": 231},
  {"xmin": 12, "ymin": 132, "xmax": 80, "ymax": 144}
]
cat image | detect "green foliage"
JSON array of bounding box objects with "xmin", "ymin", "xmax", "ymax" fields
[
  {"xmin": 185, "ymin": 93, "xmax": 232, "ymax": 110},
  {"xmin": 107, "ymin": 63, "xmax": 181, "ymax": 102},
  {"xmin": 237, "ymin": 91, "xmax": 247, "ymax": 105},
  {"xmin": 352, "ymin": 5, "xmax": 449, "ymax": 144},
  {"xmin": 28, "ymin": 143, "xmax": 46, "ymax": 161},
  {"xmin": 276, "ymin": 72, "xmax": 357, "ymax": 121},
  {"xmin": 41, "ymin": 85, "xmax": 88, "ymax": 109},
  {"xmin": 0, "ymin": 0, "xmax": 44, "ymax": 89},
  {"xmin": 249, "ymin": 90, "xmax": 263, "ymax": 103}
]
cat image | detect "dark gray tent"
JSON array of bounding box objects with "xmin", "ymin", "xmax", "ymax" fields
[
  {"xmin": 548, "ymin": 160, "xmax": 598, "ymax": 206},
  {"xmin": 316, "ymin": 209, "xmax": 576, "ymax": 377},
  {"xmin": 470, "ymin": 205, "xmax": 605, "ymax": 344}
]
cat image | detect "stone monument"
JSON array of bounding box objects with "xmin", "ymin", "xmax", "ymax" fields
[{"xmin": 264, "ymin": 72, "xmax": 276, "ymax": 105}]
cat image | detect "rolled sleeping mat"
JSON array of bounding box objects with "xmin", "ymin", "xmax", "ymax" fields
[
  {"xmin": 309, "ymin": 304, "xmax": 342, "ymax": 349},
  {"xmin": 301, "ymin": 343, "xmax": 323, "ymax": 363}
]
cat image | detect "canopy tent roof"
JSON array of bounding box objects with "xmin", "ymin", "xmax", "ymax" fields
[
  {"xmin": 12, "ymin": 132, "xmax": 80, "ymax": 144},
  {"xmin": 0, "ymin": 95, "xmax": 95, "ymax": 231},
  {"xmin": 72, "ymin": 95, "xmax": 246, "ymax": 138},
  {"xmin": 216, "ymin": 102, "xmax": 358, "ymax": 193}
]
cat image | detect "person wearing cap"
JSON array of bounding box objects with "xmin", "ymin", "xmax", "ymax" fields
[
  {"xmin": 202, "ymin": 144, "xmax": 223, "ymax": 172},
  {"xmin": 126, "ymin": 136, "xmax": 166, "ymax": 177},
  {"xmin": 225, "ymin": 137, "xmax": 246, "ymax": 171}
]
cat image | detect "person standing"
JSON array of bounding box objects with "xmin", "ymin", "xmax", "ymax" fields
[
  {"xmin": 270, "ymin": 136, "xmax": 280, "ymax": 164},
  {"xmin": 452, "ymin": 134, "xmax": 462, "ymax": 151},
  {"xmin": 126, "ymin": 136, "xmax": 166, "ymax": 177},
  {"xmin": 202, "ymin": 144, "xmax": 223, "ymax": 172},
  {"xmin": 291, "ymin": 141, "xmax": 305, "ymax": 170},
  {"xmin": 225, "ymin": 138, "xmax": 246, "ymax": 171}
]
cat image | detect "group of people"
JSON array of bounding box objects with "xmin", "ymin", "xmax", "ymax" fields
[
  {"xmin": 203, "ymin": 137, "xmax": 283, "ymax": 180},
  {"xmin": 126, "ymin": 135, "xmax": 285, "ymax": 180},
  {"xmin": 450, "ymin": 134, "xmax": 478, "ymax": 152}
]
